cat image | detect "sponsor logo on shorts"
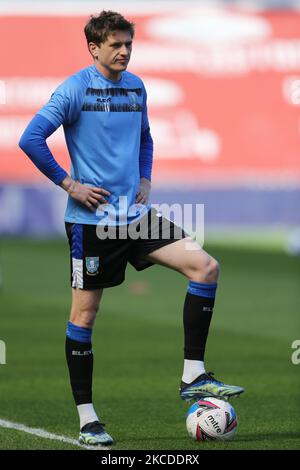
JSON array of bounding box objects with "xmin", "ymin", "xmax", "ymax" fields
[{"xmin": 85, "ymin": 257, "xmax": 99, "ymax": 276}]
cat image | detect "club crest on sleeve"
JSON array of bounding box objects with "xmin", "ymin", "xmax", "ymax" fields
[{"xmin": 85, "ymin": 257, "xmax": 99, "ymax": 276}]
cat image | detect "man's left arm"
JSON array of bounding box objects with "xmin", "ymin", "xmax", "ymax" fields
[
  {"xmin": 136, "ymin": 85, "xmax": 153, "ymax": 204},
  {"xmin": 136, "ymin": 127, "xmax": 153, "ymax": 204}
]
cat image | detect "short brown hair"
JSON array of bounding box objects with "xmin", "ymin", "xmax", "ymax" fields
[{"xmin": 84, "ymin": 10, "xmax": 135, "ymax": 46}]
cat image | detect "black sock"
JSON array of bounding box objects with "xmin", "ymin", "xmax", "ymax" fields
[
  {"xmin": 183, "ymin": 281, "xmax": 217, "ymax": 362},
  {"xmin": 65, "ymin": 337, "xmax": 93, "ymax": 405}
]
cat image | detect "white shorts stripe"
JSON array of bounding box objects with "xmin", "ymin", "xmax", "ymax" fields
[{"xmin": 72, "ymin": 258, "xmax": 83, "ymax": 289}]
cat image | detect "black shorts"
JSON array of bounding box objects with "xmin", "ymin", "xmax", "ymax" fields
[{"xmin": 65, "ymin": 207, "xmax": 187, "ymax": 289}]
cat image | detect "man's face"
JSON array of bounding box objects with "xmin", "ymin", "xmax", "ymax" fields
[{"xmin": 90, "ymin": 30, "xmax": 133, "ymax": 77}]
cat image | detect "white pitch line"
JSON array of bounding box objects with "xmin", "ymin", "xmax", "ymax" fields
[{"xmin": 0, "ymin": 418, "xmax": 110, "ymax": 451}]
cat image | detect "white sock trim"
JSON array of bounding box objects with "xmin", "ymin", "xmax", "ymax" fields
[
  {"xmin": 182, "ymin": 359, "xmax": 206, "ymax": 384},
  {"xmin": 77, "ymin": 403, "xmax": 99, "ymax": 430}
]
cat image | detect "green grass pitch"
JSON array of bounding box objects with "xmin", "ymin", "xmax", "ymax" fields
[{"xmin": 0, "ymin": 238, "xmax": 299, "ymax": 450}]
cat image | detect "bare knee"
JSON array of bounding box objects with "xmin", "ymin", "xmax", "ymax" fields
[
  {"xmin": 207, "ymin": 257, "xmax": 220, "ymax": 282},
  {"xmin": 185, "ymin": 256, "xmax": 220, "ymax": 283},
  {"xmin": 70, "ymin": 306, "xmax": 98, "ymax": 329},
  {"xmin": 69, "ymin": 289, "xmax": 102, "ymax": 328}
]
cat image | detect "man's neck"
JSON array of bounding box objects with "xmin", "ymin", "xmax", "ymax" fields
[{"xmin": 94, "ymin": 62, "xmax": 121, "ymax": 82}]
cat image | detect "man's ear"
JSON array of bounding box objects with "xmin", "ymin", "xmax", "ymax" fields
[{"xmin": 88, "ymin": 42, "xmax": 99, "ymax": 60}]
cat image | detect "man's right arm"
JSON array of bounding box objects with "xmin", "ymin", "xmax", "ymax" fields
[
  {"xmin": 19, "ymin": 114, "xmax": 68, "ymax": 185},
  {"xmin": 19, "ymin": 113, "xmax": 110, "ymax": 209}
]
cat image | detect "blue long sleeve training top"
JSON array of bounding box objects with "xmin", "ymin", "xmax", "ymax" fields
[{"xmin": 19, "ymin": 65, "xmax": 154, "ymax": 225}]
